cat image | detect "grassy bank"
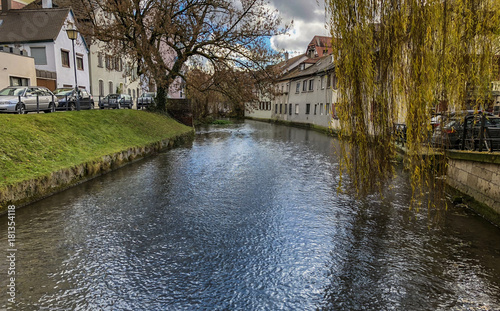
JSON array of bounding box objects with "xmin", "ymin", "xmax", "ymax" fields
[{"xmin": 0, "ymin": 110, "xmax": 193, "ymax": 189}]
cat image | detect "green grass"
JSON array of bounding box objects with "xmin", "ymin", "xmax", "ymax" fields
[{"xmin": 0, "ymin": 110, "xmax": 193, "ymax": 188}]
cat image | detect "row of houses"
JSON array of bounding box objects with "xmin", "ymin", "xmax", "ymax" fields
[
  {"xmin": 0, "ymin": 0, "xmax": 184, "ymax": 100},
  {"xmin": 247, "ymin": 35, "xmax": 500, "ymax": 129},
  {"xmin": 246, "ymin": 36, "xmax": 341, "ymax": 129}
]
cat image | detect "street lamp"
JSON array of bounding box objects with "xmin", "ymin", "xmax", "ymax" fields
[{"xmin": 66, "ymin": 26, "xmax": 80, "ymax": 111}]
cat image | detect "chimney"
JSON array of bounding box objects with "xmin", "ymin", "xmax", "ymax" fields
[
  {"xmin": 1, "ymin": 0, "xmax": 11, "ymax": 12},
  {"xmin": 42, "ymin": 0, "xmax": 52, "ymax": 8},
  {"xmin": 284, "ymin": 51, "xmax": 289, "ymax": 61}
]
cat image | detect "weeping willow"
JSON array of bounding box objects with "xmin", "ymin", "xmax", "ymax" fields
[{"xmin": 325, "ymin": 0, "xmax": 500, "ymax": 209}]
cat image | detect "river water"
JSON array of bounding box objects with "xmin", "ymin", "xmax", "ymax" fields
[{"xmin": 1, "ymin": 120, "xmax": 500, "ymax": 310}]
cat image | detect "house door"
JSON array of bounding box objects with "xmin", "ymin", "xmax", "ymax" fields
[{"xmin": 36, "ymin": 78, "xmax": 56, "ymax": 91}]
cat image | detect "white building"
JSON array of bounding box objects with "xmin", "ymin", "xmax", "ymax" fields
[
  {"xmin": 22, "ymin": 0, "xmax": 142, "ymax": 102},
  {"xmin": 274, "ymin": 54, "xmax": 339, "ymax": 129},
  {"xmin": 246, "ymin": 52, "xmax": 309, "ymax": 120},
  {"xmin": 88, "ymin": 41, "xmax": 141, "ymax": 102},
  {"xmin": 0, "ymin": 6, "xmax": 90, "ymax": 91}
]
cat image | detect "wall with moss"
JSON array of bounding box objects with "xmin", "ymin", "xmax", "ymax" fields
[{"xmin": 446, "ymin": 151, "xmax": 500, "ymax": 224}]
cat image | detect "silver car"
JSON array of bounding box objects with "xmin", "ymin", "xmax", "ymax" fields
[
  {"xmin": 99, "ymin": 94, "xmax": 133, "ymax": 109},
  {"xmin": 0, "ymin": 86, "xmax": 57, "ymax": 114},
  {"xmin": 137, "ymin": 92, "xmax": 156, "ymax": 109}
]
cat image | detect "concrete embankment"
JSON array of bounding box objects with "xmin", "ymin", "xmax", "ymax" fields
[
  {"xmin": 446, "ymin": 151, "xmax": 500, "ymax": 226},
  {"xmin": 245, "ymin": 117, "xmax": 339, "ymax": 136},
  {"xmin": 0, "ymin": 110, "xmax": 194, "ymax": 214}
]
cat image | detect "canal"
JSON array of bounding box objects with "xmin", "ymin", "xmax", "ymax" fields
[{"xmin": 1, "ymin": 120, "xmax": 500, "ymax": 310}]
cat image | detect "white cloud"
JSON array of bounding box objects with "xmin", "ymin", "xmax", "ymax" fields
[{"xmin": 268, "ymin": 0, "xmax": 330, "ymax": 54}]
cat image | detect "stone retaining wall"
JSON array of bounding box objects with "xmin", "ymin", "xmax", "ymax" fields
[
  {"xmin": 0, "ymin": 131, "xmax": 194, "ymax": 214},
  {"xmin": 446, "ymin": 151, "xmax": 500, "ymax": 224}
]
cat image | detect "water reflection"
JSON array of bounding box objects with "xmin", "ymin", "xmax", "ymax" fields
[{"xmin": 1, "ymin": 120, "xmax": 499, "ymax": 310}]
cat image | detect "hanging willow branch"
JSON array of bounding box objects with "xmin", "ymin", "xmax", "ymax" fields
[{"xmin": 325, "ymin": 0, "xmax": 500, "ymax": 209}]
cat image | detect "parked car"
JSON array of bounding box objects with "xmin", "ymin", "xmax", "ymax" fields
[
  {"xmin": 431, "ymin": 112, "xmax": 500, "ymax": 150},
  {"xmin": 53, "ymin": 88, "xmax": 94, "ymax": 110},
  {"xmin": 98, "ymin": 94, "xmax": 133, "ymax": 109},
  {"xmin": 137, "ymin": 92, "xmax": 156, "ymax": 109},
  {"xmin": 0, "ymin": 86, "xmax": 57, "ymax": 114}
]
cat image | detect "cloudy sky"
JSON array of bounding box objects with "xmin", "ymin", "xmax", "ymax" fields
[{"xmin": 268, "ymin": 0, "xmax": 330, "ymax": 56}]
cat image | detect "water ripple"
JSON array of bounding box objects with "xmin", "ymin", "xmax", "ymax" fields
[{"xmin": 1, "ymin": 121, "xmax": 500, "ymax": 310}]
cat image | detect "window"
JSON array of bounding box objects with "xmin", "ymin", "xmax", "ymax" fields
[
  {"xmin": 133, "ymin": 89, "xmax": 136, "ymax": 99},
  {"xmin": 314, "ymin": 104, "xmax": 317, "ymax": 115},
  {"xmin": 309, "ymin": 79, "xmax": 314, "ymax": 91},
  {"xmin": 128, "ymin": 89, "xmax": 131, "ymax": 96},
  {"xmin": 113, "ymin": 57, "xmax": 120, "ymax": 71},
  {"xmin": 289, "ymin": 104, "xmax": 292, "ymax": 115},
  {"xmin": 61, "ymin": 50, "xmax": 70, "ymax": 67},
  {"xmin": 105, "ymin": 55, "xmax": 112, "ymax": 70},
  {"xmin": 97, "ymin": 52, "xmax": 103, "ymax": 68},
  {"xmin": 327, "ymin": 74, "xmax": 331, "ymax": 88},
  {"xmin": 98, "ymin": 80, "xmax": 104, "ymax": 97},
  {"xmin": 76, "ymin": 54, "xmax": 84, "ymax": 70},
  {"xmin": 321, "ymin": 76, "xmax": 325, "ymax": 89},
  {"xmin": 10, "ymin": 76, "xmax": 29, "ymax": 86},
  {"xmin": 296, "ymin": 82, "xmax": 300, "ymax": 93},
  {"xmin": 30, "ymin": 47, "xmax": 47, "ymax": 65},
  {"xmin": 306, "ymin": 104, "xmax": 310, "ymax": 114},
  {"xmin": 275, "ymin": 104, "xmax": 278, "ymax": 114},
  {"xmin": 332, "ymin": 73, "xmax": 338, "ymax": 90},
  {"xmin": 279, "ymin": 104, "xmax": 282, "ymax": 114},
  {"xmin": 109, "ymin": 81, "xmax": 113, "ymax": 94},
  {"xmin": 326, "ymin": 103, "xmax": 330, "ymax": 115},
  {"xmin": 302, "ymin": 80, "xmax": 307, "ymax": 92},
  {"xmin": 284, "ymin": 104, "xmax": 287, "ymax": 114},
  {"xmin": 332, "ymin": 103, "xmax": 338, "ymax": 119},
  {"xmin": 320, "ymin": 103, "xmax": 324, "ymax": 115},
  {"xmin": 295, "ymin": 104, "xmax": 299, "ymax": 114}
]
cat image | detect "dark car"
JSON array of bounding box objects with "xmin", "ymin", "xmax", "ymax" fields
[
  {"xmin": 98, "ymin": 94, "xmax": 133, "ymax": 109},
  {"xmin": 0, "ymin": 86, "xmax": 57, "ymax": 114},
  {"xmin": 53, "ymin": 88, "xmax": 94, "ymax": 110},
  {"xmin": 432, "ymin": 112, "xmax": 500, "ymax": 150},
  {"xmin": 137, "ymin": 92, "xmax": 156, "ymax": 109}
]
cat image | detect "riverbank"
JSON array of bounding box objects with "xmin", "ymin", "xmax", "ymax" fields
[
  {"xmin": 245, "ymin": 116, "xmax": 339, "ymax": 136},
  {"xmin": 0, "ymin": 110, "xmax": 194, "ymax": 213}
]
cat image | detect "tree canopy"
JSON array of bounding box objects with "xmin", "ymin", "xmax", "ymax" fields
[
  {"xmin": 83, "ymin": 0, "xmax": 286, "ymax": 110},
  {"xmin": 325, "ymin": 0, "xmax": 500, "ymax": 208}
]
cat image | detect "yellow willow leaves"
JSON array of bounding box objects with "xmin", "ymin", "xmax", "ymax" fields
[{"xmin": 325, "ymin": 0, "xmax": 500, "ymax": 210}]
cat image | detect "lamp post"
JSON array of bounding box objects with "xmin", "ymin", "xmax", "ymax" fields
[{"xmin": 66, "ymin": 26, "xmax": 80, "ymax": 111}]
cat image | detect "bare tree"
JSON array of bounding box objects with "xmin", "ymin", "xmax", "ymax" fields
[
  {"xmin": 82, "ymin": 0, "xmax": 286, "ymax": 112},
  {"xmin": 187, "ymin": 65, "xmax": 274, "ymax": 120}
]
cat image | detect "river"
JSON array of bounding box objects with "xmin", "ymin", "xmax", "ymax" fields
[{"xmin": 1, "ymin": 120, "xmax": 500, "ymax": 310}]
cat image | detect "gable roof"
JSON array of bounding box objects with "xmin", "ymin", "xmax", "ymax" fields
[
  {"xmin": 24, "ymin": 0, "xmax": 90, "ymax": 23},
  {"xmin": 280, "ymin": 54, "xmax": 335, "ymax": 82},
  {"xmin": 275, "ymin": 53, "xmax": 308, "ymax": 74},
  {"xmin": 308, "ymin": 36, "xmax": 332, "ymax": 48},
  {"xmin": 0, "ymin": 8, "xmax": 70, "ymax": 43}
]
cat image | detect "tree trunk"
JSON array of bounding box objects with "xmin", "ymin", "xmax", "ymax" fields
[{"xmin": 156, "ymin": 85, "xmax": 167, "ymax": 112}]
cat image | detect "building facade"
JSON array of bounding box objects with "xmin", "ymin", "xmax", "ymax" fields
[
  {"xmin": 273, "ymin": 54, "xmax": 338, "ymax": 129},
  {"xmin": 0, "ymin": 49, "xmax": 37, "ymax": 88},
  {"xmin": 0, "ymin": 7, "xmax": 90, "ymax": 91}
]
